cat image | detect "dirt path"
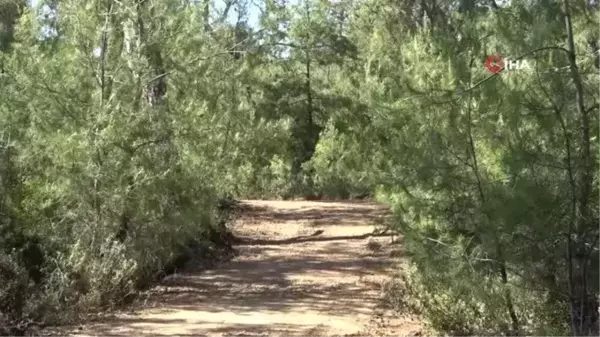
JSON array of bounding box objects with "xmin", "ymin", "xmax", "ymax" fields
[{"xmin": 64, "ymin": 200, "xmax": 421, "ymax": 336}]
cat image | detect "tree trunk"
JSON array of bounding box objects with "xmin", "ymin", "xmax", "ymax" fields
[{"xmin": 562, "ymin": 0, "xmax": 595, "ymax": 335}]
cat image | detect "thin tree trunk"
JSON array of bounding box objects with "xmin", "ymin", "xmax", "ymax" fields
[
  {"xmin": 562, "ymin": 0, "xmax": 593, "ymax": 334},
  {"xmin": 464, "ymin": 58, "xmax": 520, "ymax": 334}
]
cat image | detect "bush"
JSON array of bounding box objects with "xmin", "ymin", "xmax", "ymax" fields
[
  {"xmin": 0, "ymin": 253, "xmax": 29, "ymax": 324},
  {"xmin": 384, "ymin": 264, "xmax": 571, "ymax": 336}
]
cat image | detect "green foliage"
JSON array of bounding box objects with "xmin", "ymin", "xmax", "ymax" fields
[
  {"xmin": 0, "ymin": 0, "xmax": 236, "ymax": 325},
  {"xmin": 384, "ymin": 265, "xmax": 571, "ymax": 336},
  {"xmin": 0, "ymin": 0, "xmax": 598, "ymax": 335},
  {"xmin": 307, "ymin": 123, "xmax": 374, "ymax": 198},
  {"xmin": 361, "ymin": 1, "xmax": 599, "ymax": 335}
]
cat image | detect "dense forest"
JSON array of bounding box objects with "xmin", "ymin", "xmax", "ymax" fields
[{"xmin": 0, "ymin": 0, "xmax": 598, "ymax": 335}]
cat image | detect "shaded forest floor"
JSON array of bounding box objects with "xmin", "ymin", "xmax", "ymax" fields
[{"xmin": 51, "ymin": 200, "xmax": 422, "ymax": 336}]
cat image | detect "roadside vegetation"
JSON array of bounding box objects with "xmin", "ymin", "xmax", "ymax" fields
[{"xmin": 0, "ymin": 0, "xmax": 598, "ymax": 335}]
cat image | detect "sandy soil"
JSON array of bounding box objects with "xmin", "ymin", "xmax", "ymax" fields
[{"xmin": 58, "ymin": 200, "xmax": 422, "ymax": 336}]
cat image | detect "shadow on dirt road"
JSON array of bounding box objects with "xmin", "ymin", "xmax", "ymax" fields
[{"xmin": 54, "ymin": 200, "xmax": 421, "ymax": 337}]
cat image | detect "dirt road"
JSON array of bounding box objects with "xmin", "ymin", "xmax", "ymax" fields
[{"xmin": 66, "ymin": 200, "xmax": 421, "ymax": 336}]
